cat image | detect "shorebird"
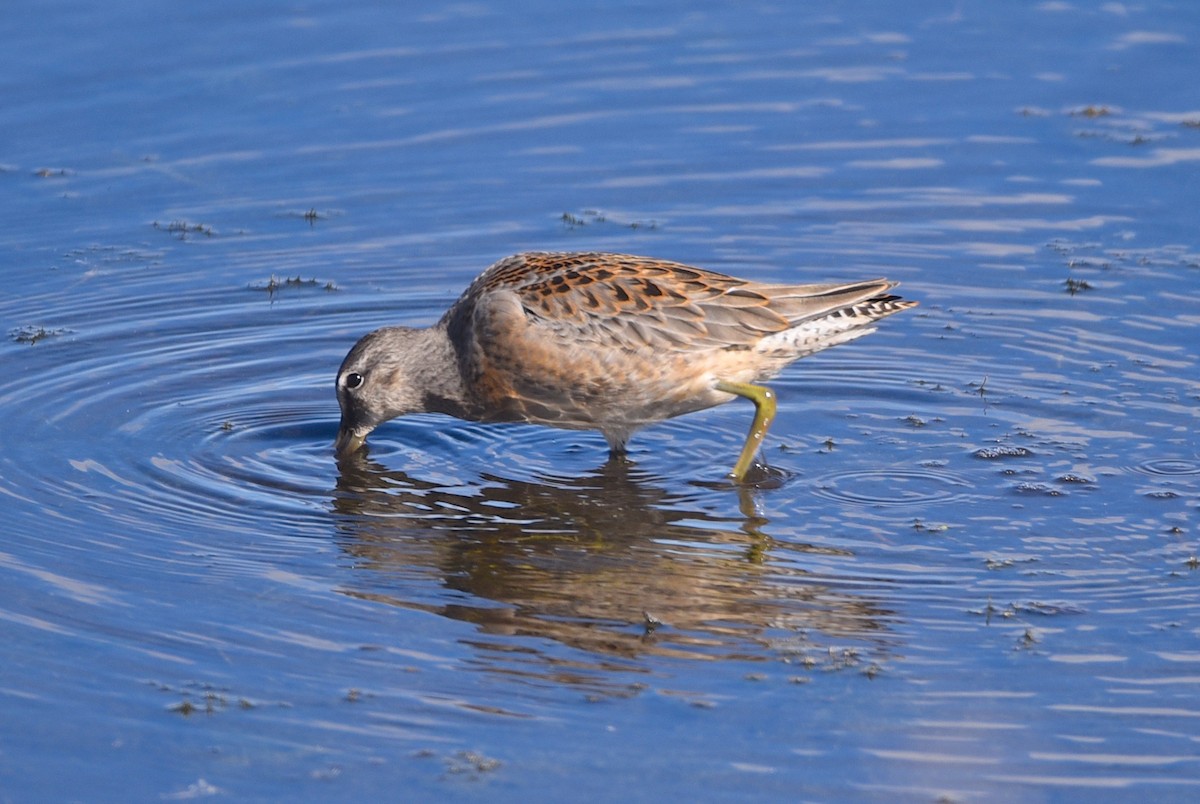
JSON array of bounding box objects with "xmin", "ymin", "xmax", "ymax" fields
[{"xmin": 335, "ymin": 251, "xmax": 915, "ymax": 481}]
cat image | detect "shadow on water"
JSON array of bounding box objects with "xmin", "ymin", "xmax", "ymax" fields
[{"xmin": 330, "ymin": 451, "xmax": 900, "ymax": 684}]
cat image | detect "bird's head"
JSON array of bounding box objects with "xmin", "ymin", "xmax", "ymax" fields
[{"xmin": 334, "ymin": 326, "xmax": 430, "ymax": 457}]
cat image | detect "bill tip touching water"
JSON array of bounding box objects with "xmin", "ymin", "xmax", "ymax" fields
[{"xmin": 334, "ymin": 251, "xmax": 916, "ymax": 481}]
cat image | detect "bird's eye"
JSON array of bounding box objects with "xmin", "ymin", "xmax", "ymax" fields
[{"xmin": 344, "ymin": 372, "xmax": 365, "ymax": 390}]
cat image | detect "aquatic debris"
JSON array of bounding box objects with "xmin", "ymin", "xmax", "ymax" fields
[
  {"xmin": 973, "ymin": 445, "xmax": 1034, "ymax": 459},
  {"xmin": 9, "ymin": 325, "xmax": 69, "ymax": 345},
  {"xmin": 561, "ymin": 209, "xmax": 658, "ymax": 230},
  {"xmin": 781, "ymin": 645, "xmax": 878, "ymax": 677},
  {"xmin": 1065, "ymin": 277, "xmax": 1093, "ymax": 295},
  {"xmin": 972, "ymin": 597, "xmax": 1081, "ymax": 624},
  {"xmin": 251, "ymin": 276, "xmax": 339, "ymax": 297},
  {"xmin": 1011, "ymin": 600, "xmax": 1087, "ymax": 616},
  {"xmin": 561, "ymin": 211, "xmax": 595, "ymax": 227},
  {"xmin": 1064, "ymin": 256, "xmax": 1110, "ymax": 270},
  {"xmin": 984, "ymin": 555, "xmax": 1038, "ymax": 570},
  {"xmin": 443, "ymin": 750, "xmax": 502, "ymax": 778},
  {"xmin": 1012, "ymin": 481, "xmax": 1066, "ymax": 496},
  {"xmin": 279, "ymin": 207, "xmax": 333, "ymax": 225},
  {"xmin": 414, "ymin": 748, "xmax": 503, "ymax": 779},
  {"xmin": 167, "ymin": 690, "xmax": 253, "ymax": 716},
  {"xmin": 1144, "ymin": 489, "xmax": 1180, "ymax": 500},
  {"xmin": 149, "ymin": 679, "xmax": 273, "ymax": 718},
  {"xmin": 968, "ymin": 375, "xmax": 990, "ymax": 409},
  {"xmin": 1069, "ymin": 105, "xmax": 1114, "ymax": 118},
  {"xmin": 971, "ymin": 597, "xmax": 1011, "ymax": 622},
  {"xmin": 152, "ymin": 220, "xmax": 214, "ymax": 239}
]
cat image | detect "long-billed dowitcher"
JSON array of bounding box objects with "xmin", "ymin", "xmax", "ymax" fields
[{"xmin": 335, "ymin": 251, "xmax": 916, "ymax": 481}]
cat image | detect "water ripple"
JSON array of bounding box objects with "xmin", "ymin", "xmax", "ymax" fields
[
  {"xmin": 810, "ymin": 468, "xmax": 973, "ymax": 506},
  {"xmin": 1131, "ymin": 459, "xmax": 1200, "ymax": 477},
  {"xmin": 1, "ymin": 279, "xmax": 348, "ymax": 547}
]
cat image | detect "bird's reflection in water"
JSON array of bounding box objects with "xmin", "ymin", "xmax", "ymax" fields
[{"xmin": 332, "ymin": 451, "xmax": 897, "ymax": 689}]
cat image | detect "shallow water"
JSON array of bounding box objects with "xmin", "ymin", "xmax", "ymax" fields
[{"xmin": 3, "ymin": 1, "xmax": 1199, "ymax": 800}]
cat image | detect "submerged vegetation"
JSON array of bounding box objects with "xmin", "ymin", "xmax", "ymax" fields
[
  {"xmin": 152, "ymin": 220, "xmax": 214, "ymax": 239},
  {"xmin": 250, "ymin": 275, "xmax": 339, "ymax": 299},
  {"xmin": 561, "ymin": 209, "xmax": 659, "ymax": 230},
  {"xmin": 10, "ymin": 325, "xmax": 69, "ymax": 345}
]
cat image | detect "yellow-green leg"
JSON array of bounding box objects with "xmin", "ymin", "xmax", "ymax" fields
[{"xmin": 715, "ymin": 380, "xmax": 777, "ymax": 482}]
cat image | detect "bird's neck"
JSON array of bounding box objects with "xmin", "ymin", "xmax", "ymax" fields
[{"xmin": 411, "ymin": 323, "xmax": 474, "ymax": 418}]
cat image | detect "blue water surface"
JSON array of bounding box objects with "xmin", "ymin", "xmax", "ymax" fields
[{"xmin": 2, "ymin": 1, "xmax": 1199, "ymax": 801}]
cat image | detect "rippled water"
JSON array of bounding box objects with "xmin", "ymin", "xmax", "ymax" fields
[{"xmin": 3, "ymin": 1, "xmax": 1199, "ymax": 800}]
